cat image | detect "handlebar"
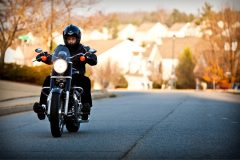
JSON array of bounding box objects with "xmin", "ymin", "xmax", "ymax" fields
[
  {"xmin": 68, "ymin": 53, "xmax": 87, "ymax": 62},
  {"xmin": 32, "ymin": 54, "xmax": 50, "ymax": 62},
  {"xmin": 33, "ymin": 52, "xmax": 87, "ymax": 62}
]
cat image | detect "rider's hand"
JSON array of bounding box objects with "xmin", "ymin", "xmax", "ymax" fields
[
  {"xmin": 84, "ymin": 52, "xmax": 92, "ymax": 59},
  {"xmin": 84, "ymin": 51, "xmax": 97, "ymax": 65},
  {"xmin": 36, "ymin": 52, "xmax": 49, "ymax": 62}
]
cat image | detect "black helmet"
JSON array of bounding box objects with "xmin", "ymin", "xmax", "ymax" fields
[{"xmin": 63, "ymin": 24, "xmax": 81, "ymax": 47}]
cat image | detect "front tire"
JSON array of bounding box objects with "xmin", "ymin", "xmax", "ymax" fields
[
  {"xmin": 66, "ymin": 99, "xmax": 80, "ymax": 132},
  {"xmin": 50, "ymin": 92, "xmax": 64, "ymax": 137}
]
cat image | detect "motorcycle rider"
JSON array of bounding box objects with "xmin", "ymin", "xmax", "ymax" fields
[{"xmin": 33, "ymin": 24, "xmax": 97, "ymax": 120}]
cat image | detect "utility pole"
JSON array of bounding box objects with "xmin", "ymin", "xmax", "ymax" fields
[
  {"xmin": 50, "ymin": 0, "xmax": 53, "ymax": 52},
  {"xmin": 171, "ymin": 34, "xmax": 176, "ymax": 89},
  {"xmin": 171, "ymin": 35, "xmax": 176, "ymax": 73}
]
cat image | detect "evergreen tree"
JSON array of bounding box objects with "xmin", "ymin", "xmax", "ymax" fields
[{"xmin": 176, "ymin": 48, "xmax": 196, "ymax": 89}]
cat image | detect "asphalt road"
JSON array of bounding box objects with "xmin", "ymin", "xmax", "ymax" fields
[{"xmin": 0, "ymin": 91, "xmax": 240, "ymax": 159}]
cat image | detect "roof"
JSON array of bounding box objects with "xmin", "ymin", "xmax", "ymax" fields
[
  {"xmin": 118, "ymin": 24, "xmax": 129, "ymax": 31},
  {"xmin": 118, "ymin": 24, "xmax": 136, "ymax": 33},
  {"xmin": 83, "ymin": 40, "xmax": 122, "ymax": 56},
  {"xmin": 159, "ymin": 37, "xmax": 210, "ymax": 59},
  {"xmin": 143, "ymin": 43, "xmax": 155, "ymax": 58},
  {"xmin": 137, "ymin": 23, "xmax": 155, "ymax": 32},
  {"xmin": 169, "ymin": 23, "xmax": 186, "ymax": 31}
]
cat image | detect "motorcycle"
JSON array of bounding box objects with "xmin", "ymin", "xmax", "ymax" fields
[{"xmin": 34, "ymin": 45, "xmax": 89, "ymax": 137}]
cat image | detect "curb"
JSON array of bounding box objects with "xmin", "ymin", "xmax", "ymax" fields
[
  {"xmin": 226, "ymin": 89, "xmax": 240, "ymax": 94},
  {"xmin": 0, "ymin": 91, "xmax": 116, "ymax": 116},
  {"xmin": 0, "ymin": 104, "xmax": 34, "ymax": 116}
]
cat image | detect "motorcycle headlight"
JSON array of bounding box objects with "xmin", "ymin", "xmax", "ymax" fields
[{"xmin": 53, "ymin": 59, "xmax": 67, "ymax": 74}]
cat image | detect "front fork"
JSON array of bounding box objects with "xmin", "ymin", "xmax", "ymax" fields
[
  {"xmin": 46, "ymin": 90, "xmax": 70, "ymax": 116},
  {"xmin": 46, "ymin": 79, "xmax": 82, "ymax": 119},
  {"xmin": 64, "ymin": 91, "xmax": 70, "ymax": 115},
  {"xmin": 47, "ymin": 75, "xmax": 71, "ymax": 115}
]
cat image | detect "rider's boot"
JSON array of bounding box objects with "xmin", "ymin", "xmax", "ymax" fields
[
  {"xmin": 33, "ymin": 102, "xmax": 46, "ymax": 120},
  {"xmin": 81, "ymin": 103, "xmax": 91, "ymax": 120}
]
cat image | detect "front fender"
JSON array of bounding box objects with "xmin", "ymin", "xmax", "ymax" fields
[{"xmin": 51, "ymin": 88, "xmax": 63, "ymax": 94}]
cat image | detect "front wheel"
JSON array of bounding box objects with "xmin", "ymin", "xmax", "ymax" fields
[
  {"xmin": 50, "ymin": 92, "xmax": 64, "ymax": 137},
  {"xmin": 66, "ymin": 98, "xmax": 80, "ymax": 132}
]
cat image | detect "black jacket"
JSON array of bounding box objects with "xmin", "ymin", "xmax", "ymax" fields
[
  {"xmin": 42, "ymin": 43, "xmax": 97, "ymax": 75},
  {"xmin": 68, "ymin": 44, "xmax": 97, "ymax": 75}
]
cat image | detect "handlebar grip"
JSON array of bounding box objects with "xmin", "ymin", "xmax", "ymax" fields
[
  {"xmin": 80, "ymin": 56, "xmax": 86, "ymax": 62},
  {"xmin": 41, "ymin": 56, "xmax": 47, "ymax": 61}
]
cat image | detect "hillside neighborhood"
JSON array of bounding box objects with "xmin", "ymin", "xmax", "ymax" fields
[{"xmin": 3, "ymin": 21, "xmax": 238, "ymax": 90}]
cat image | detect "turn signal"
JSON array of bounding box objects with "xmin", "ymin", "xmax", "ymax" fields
[
  {"xmin": 80, "ymin": 56, "xmax": 86, "ymax": 62},
  {"xmin": 41, "ymin": 56, "xmax": 47, "ymax": 61}
]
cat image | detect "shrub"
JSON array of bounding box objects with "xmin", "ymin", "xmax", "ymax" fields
[
  {"xmin": 114, "ymin": 75, "xmax": 128, "ymax": 88},
  {"xmin": 152, "ymin": 81, "xmax": 162, "ymax": 89},
  {"xmin": 0, "ymin": 63, "xmax": 51, "ymax": 85}
]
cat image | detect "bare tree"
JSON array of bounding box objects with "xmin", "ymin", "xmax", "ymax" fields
[
  {"xmin": 28, "ymin": 0, "xmax": 97, "ymax": 51},
  {"xmin": 0, "ymin": 0, "xmax": 98, "ymax": 68},
  {"xmin": 0, "ymin": 0, "xmax": 39, "ymax": 68},
  {"xmin": 147, "ymin": 61, "xmax": 163, "ymax": 88},
  {"xmin": 93, "ymin": 59, "xmax": 123, "ymax": 89},
  {"xmin": 63, "ymin": 0, "xmax": 98, "ymax": 24}
]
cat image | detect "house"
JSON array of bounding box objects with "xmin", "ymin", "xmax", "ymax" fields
[
  {"xmin": 185, "ymin": 23, "xmax": 203, "ymax": 37},
  {"xmin": 4, "ymin": 32, "xmax": 42, "ymax": 66},
  {"xmin": 4, "ymin": 47, "xmax": 24, "ymax": 65},
  {"xmin": 117, "ymin": 24, "xmax": 137, "ymax": 40},
  {"xmin": 135, "ymin": 22, "xmax": 168, "ymax": 43},
  {"xmin": 168, "ymin": 23, "xmax": 189, "ymax": 38},
  {"xmin": 82, "ymin": 28, "xmax": 110, "ymax": 41},
  {"xmin": 168, "ymin": 22, "xmax": 203, "ymax": 38},
  {"xmin": 85, "ymin": 39, "xmax": 154, "ymax": 90},
  {"xmin": 84, "ymin": 39, "xmax": 122, "ymax": 56},
  {"xmin": 159, "ymin": 37, "xmax": 209, "ymax": 82}
]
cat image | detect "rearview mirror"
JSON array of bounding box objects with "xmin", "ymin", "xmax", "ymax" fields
[
  {"xmin": 89, "ymin": 48, "xmax": 96, "ymax": 54},
  {"xmin": 35, "ymin": 48, "xmax": 42, "ymax": 53}
]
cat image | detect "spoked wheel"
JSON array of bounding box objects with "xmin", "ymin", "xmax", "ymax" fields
[
  {"xmin": 50, "ymin": 92, "xmax": 65, "ymax": 137},
  {"xmin": 66, "ymin": 97, "xmax": 80, "ymax": 133}
]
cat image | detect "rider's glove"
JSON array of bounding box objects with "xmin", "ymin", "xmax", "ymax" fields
[
  {"xmin": 36, "ymin": 52, "xmax": 49, "ymax": 62},
  {"xmin": 84, "ymin": 52, "xmax": 92, "ymax": 60}
]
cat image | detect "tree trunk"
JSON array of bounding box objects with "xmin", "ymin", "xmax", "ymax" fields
[
  {"xmin": 0, "ymin": 48, "xmax": 7, "ymax": 69},
  {"xmin": 213, "ymin": 79, "xmax": 216, "ymax": 90}
]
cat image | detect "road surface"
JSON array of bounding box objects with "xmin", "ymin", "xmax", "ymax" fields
[{"xmin": 0, "ymin": 91, "xmax": 239, "ymax": 159}]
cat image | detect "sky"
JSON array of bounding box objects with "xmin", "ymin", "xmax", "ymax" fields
[{"xmin": 82, "ymin": 0, "xmax": 240, "ymax": 15}]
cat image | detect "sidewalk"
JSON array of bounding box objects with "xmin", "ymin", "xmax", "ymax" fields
[
  {"xmin": 0, "ymin": 80, "xmax": 41, "ymax": 101},
  {"xmin": 0, "ymin": 80, "xmax": 115, "ymax": 116}
]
